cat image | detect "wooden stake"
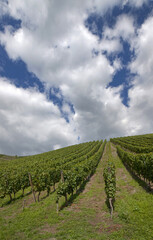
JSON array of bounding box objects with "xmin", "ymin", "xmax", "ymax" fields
[
  {"xmin": 109, "ymin": 198, "xmax": 113, "ymax": 219},
  {"xmin": 28, "ymin": 173, "xmax": 36, "ymax": 202},
  {"xmin": 56, "ymin": 202, "xmax": 59, "ymax": 214}
]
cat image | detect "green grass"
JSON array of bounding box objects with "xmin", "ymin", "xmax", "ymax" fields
[{"xmin": 0, "ymin": 142, "xmax": 153, "ymax": 240}]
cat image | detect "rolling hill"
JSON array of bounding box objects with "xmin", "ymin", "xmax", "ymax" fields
[{"xmin": 0, "ymin": 134, "xmax": 153, "ymax": 240}]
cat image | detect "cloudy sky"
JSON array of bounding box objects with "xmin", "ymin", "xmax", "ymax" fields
[{"xmin": 0, "ymin": 0, "xmax": 153, "ymax": 155}]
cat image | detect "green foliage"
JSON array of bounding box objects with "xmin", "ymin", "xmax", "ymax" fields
[
  {"xmin": 111, "ymin": 134, "xmax": 153, "ymax": 153},
  {"xmin": 103, "ymin": 162, "xmax": 116, "ymax": 199},
  {"xmin": 0, "ymin": 140, "xmax": 106, "ymax": 203},
  {"xmin": 56, "ymin": 140, "xmax": 106, "ymax": 203},
  {"xmin": 0, "ymin": 141, "xmax": 153, "ymax": 240},
  {"xmin": 116, "ymin": 145, "xmax": 153, "ymax": 183},
  {"xmin": 110, "ymin": 134, "xmax": 153, "ymax": 184}
]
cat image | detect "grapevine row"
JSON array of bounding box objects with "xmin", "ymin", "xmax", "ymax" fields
[
  {"xmin": 110, "ymin": 138, "xmax": 153, "ymax": 153},
  {"xmin": 0, "ymin": 141, "xmax": 101, "ymax": 201},
  {"xmin": 116, "ymin": 145, "xmax": 153, "ymax": 184},
  {"xmin": 56, "ymin": 140, "xmax": 106, "ymax": 205},
  {"xmin": 103, "ymin": 142, "xmax": 116, "ymax": 219}
]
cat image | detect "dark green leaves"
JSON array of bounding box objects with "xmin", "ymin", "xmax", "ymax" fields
[{"xmin": 103, "ymin": 162, "xmax": 116, "ymax": 200}]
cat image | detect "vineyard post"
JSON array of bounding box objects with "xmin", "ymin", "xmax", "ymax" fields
[
  {"xmin": 109, "ymin": 198, "xmax": 113, "ymax": 219},
  {"xmin": 28, "ymin": 173, "xmax": 36, "ymax": 203},
  {"xmin": 56, "ymin": 201, "xmax": 59, "ymax": 214}
]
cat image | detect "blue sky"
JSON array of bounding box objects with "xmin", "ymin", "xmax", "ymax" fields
[{"xmin": 0, "ymin": 0, "xmax": 153, "ymax": 155}]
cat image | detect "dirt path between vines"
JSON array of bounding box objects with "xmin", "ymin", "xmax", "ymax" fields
[{"xmin": 67, "ymin": 142, "xmax": 122, "ymax": 235}]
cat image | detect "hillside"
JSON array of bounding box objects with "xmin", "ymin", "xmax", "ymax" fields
[{"xmin": 0, "ymin": 135, "xmax": 153, "ymax": 240}]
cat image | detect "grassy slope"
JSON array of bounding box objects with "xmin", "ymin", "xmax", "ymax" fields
[
  {"xmin": 0, "ymin": 142, "xmax": 153, "ymax": 240},
  {"xmin": 0, "ymin": 154, "xmax": 17, "ymax": 162}
]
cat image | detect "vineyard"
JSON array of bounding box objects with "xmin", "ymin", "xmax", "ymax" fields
[
  {"xmin": 110, "ymin": 134, "xmax": 153, "ymax": 186},
  {"xmin": 0, "ymin": 134, "xmax": 153, "ymax": 240},
  {"xmin": 0, "ymin": 140, "xmax": 106, "ymax": 205},
  {"xmin": 110, "ymin": 134, "xmax": 153, "ymax": 153}
]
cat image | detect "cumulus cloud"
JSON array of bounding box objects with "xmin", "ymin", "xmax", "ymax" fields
[
  {"xmin": 92, "ymin": 0, "xmax": 148, "ymax": 15},
  {"xmin": 126, "ymin": 16, "xmax": 153, "ymax": 135},
  {"xmin": 103, "ymin": 14, "xmax": 135, "ymax": 42},
  {"xmin": 72, "ymin": 85, "xmax": 129, "ymax": 141},
  {"xmin": 100, "ymin": 38, "xmax": 122, "ymax": 55},
  {"xmin": 0, "ymin": 78, "xmax": 77, "ymax": 155},
  {"xmin": 128, "ymin": 85, "xmax": 153, "ymax": 135},
  {"xmin": 0, "ymin": 1, "xmax": 8, "ymax": 17},
  {"xmin": 0, "ymin": 23, "xmax": 102, "ymax": 88},
  {"xmin": 92, "ymin": 0, "xmax": 122, "ymax": 14},
  {"xmin": 123, "ymin": 0, "xmax": 148, "ymax": 7},
  {"xmin": 130, "ymin": 16, "xmax": 153, "ymax": 86}
]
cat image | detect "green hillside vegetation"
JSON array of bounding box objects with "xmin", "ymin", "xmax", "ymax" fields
[{"xmin": 0, "ymin": 134, "xmax": 153, "ymax": 240}]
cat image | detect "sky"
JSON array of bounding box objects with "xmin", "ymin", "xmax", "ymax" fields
[{"xmin": 0, "ymin": 0, "xmax": 153, "ymax": 156}]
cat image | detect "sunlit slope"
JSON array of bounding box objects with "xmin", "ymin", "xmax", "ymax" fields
[
  {"xmin": 0, "ymin": 140, "xmax": 153, "ymax": 240},
  {"xmin": 111, "ymin": 133, "xmax": 153, "ymax": 186},
  {"xmin": 111, "ymin": 133, "xmax": 153, "ymax": 153},
  {"xmin": 0, "ymin": 140, "xmax": 105, "ymax": 202}
]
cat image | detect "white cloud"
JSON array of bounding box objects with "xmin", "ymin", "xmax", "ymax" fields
[
  {"xmin": 100, "ymin": 38, "xmax": 122, "ymax": 54},
  {"xmin": 92, "ymin": 0, "xmax": 148, "ymax": 15},
  {"xmin": 113, "ymin": 58, "xmax": 122, "ymax": 71},
  {"xmin": 62, "ymin": 103, "xmax": 72, "ymax": 116},
  {"xmin": 124, "ymin": 0, "xmax": 148, "ymax": 7},
  {"xmin": 0, "ymin": 1, "xmax": 8, "ymax": 17},
  {"xmin": 130, "ymin": 17, "xmax": 153, "ymax": 86},
  {"xmin": 127, "ymin": 84, "xmax": 153, "ymax": 135},
  {"xmin": 0, "ymin": 23, "xmax": 101, "ymax": 87},
  {"xmin": 104, "ymin": 14, "xmax": 135, "ymax": 41},
  {"xmin": 92, "ymin": 0, "xmax": 122, "ymax": 14},
  {"xmin": 0, "ymin": 78, "xmax": 77, "ymax": 155},
  {"xmin": 126, "ymin": 16, "xmax": 153, "ymax": 135},
  {"xmin": 71, "ymin": 85, "xmax": 129, "ymax": 141}
]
